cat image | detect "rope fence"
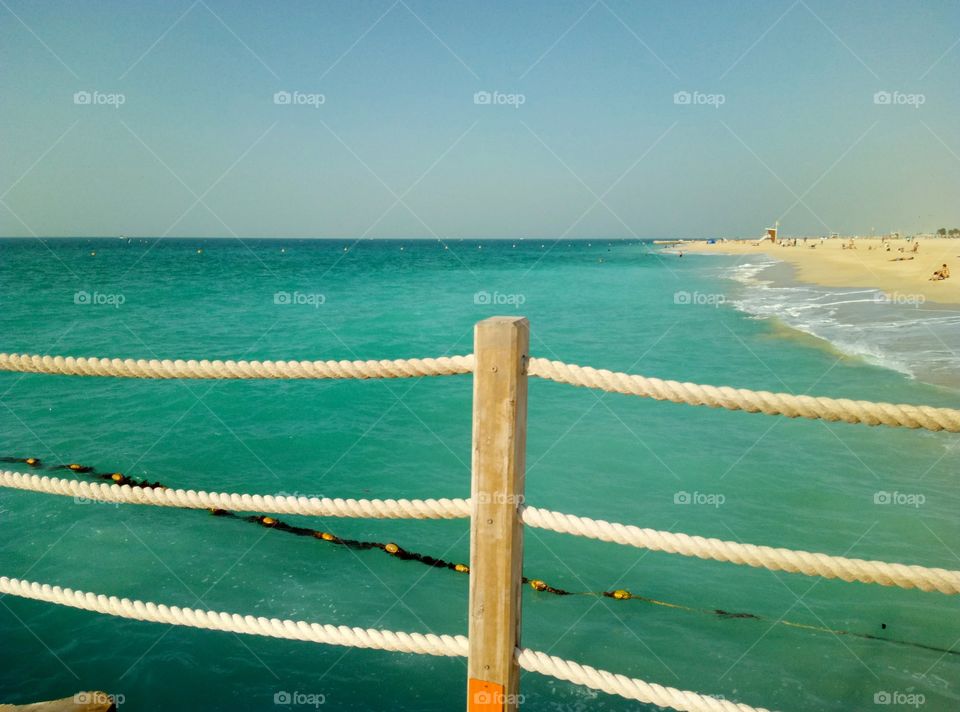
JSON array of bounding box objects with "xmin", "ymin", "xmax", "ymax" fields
[
  {"xmin": 0, "ymin": 470, "xmax": 470, "ymax": 520},
  {"xmin": 2, "ymin": 350, "xmax": 957, "ymax": 431},
  {"xmin": 0, "ymin": 353, "xmax": 474, "ymax": 380},
  {"xmin": 516, "ymin": 649, "xmax": 769, "ymax": 712},
  {"xmin": 11, "ymin": 456, "xmax": 957, "ymax": 659},
  {"xmin": 0, "ymin": 576, "xmax": 769, "ymax": 712},
  {"xmin": 527, "ymin": 358, "xmax": 960, "ymax": 432},
  {"xmin": 520, "ymin": 506, "xmax": 960, "ymax": 595},
  {"xmin": 4, "ymin": 469, "xmax": 958, "ymax": 595},
  {"xmin": 1, "ymin": 326, "xmax": 957, "ymax": 711},
  {"xmin": 0, "ymin": 576, "xmax": 467, "ymax": 656}
]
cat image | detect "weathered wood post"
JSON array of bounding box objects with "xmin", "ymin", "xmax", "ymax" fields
[{"xmin": 467, "ymin": 316, "xmax": 529, "ymax": 712}]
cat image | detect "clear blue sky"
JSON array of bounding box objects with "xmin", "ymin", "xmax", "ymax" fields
[{"xmin": 1, "ymin": 0, "xmax": 957, "ymax": 238}]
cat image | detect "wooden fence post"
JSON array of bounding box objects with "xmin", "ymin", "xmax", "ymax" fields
[{"xmin": 467, "ymin": 316, "xmax": 529, "ymax": 712}]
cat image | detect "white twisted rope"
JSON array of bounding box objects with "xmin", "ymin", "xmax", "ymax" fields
[
  {"xmin": 0, "ymin": 576, "xmax": 468, "ymax": 657},
  {"xmin": 4, "ymin": 472, "xmax": 956, "ymax": 594},
  {"xmin": 2, "ymin": 350, "xmax": 957, "ymax": 431},
  {"xmin": 521, "ymin": 506, "xmax": 960, "ymax": 595},
  {"xmin": 0, "ymin": 576, "xmax": 770, "ymax": 712},
  {"xmin": 0, "ymin": 471, "xmax": 469, "ymax": 519},
  {"xmin": 528, "ymin": 358, "xmax": 960, "ymax": 432},
  {"xmin": 0, "ymin": 353, "xmax": 474, "ymax": 380},
  {"xmin": 516, "ymin": 648, "xmax": 771, "ymax": 712}
]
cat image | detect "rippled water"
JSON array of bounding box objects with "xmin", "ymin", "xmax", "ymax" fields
[
  {"xmin": 0, "ymin": 239, "xmax": 957, "ymax": 711},
  {"xmin": 727, "ymin": 255, "xmax": 960, "ymax": 391}
]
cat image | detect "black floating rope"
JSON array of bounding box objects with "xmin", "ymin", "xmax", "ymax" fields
[{"xmin": 5, "ymin": 455, "xmax": 958, "ymax": 658}]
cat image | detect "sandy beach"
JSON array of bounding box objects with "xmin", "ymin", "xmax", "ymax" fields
[{"xmin": 678, "ymin": 237, "xmax": 960, "ymax": 305}]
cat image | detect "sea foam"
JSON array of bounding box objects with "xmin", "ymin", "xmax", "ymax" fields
[{"xmin": 726, "ymin": 256, "xmax": 960, "ymax": 391}]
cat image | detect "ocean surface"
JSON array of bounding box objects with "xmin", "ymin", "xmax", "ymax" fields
[
  {"xmin": 0, "ymin": 238, "xmax": 958, "ymax": 711},
  {"xmin": 725, "ymin": 255, "xmax": 960, "ymax": 392}
]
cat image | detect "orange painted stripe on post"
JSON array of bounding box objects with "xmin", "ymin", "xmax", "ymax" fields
[{"xmin": 468, "ymin": 678, "xmax": 504, "ymax": 712}]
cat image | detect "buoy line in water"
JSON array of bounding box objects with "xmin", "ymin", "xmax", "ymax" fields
[{"xmin": 3, "ymin": 455, "xmax": 957, "ymax": 659}]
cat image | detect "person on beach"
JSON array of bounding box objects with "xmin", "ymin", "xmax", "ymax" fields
[{"xmin": 930, "ymin": 264, "xmax": 950, "ymax": 280}]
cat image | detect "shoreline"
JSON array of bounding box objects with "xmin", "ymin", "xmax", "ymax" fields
[
  {"xmin": 687, "ymin": 247, "xmax": 960, "ymax": 392},
  {"xmin": 674, "ymin": 237, "xmax": 960, "ymax": 305}
]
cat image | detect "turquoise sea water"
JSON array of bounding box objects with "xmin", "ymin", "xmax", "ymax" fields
[{"xmin": 0, "ymin": 238, "xmax": 958, "ymax": 711}]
